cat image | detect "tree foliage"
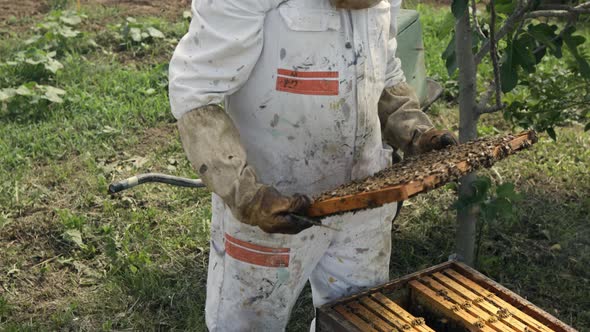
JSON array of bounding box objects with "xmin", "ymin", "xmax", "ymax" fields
[
  {"xmin": 446, "ymin": 0, "xmax": 590, "ymax": 137},
  {"xmin": 447, "ymin": 0, "xmax": 590, "ymax": 265}
]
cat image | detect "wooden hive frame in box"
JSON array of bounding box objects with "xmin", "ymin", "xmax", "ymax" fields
[{"xmin": 317, "ymin": 261, "xmax": 576, "ymax": 332}]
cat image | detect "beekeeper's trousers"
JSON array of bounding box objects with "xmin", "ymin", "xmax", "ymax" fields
[{"xmin": 205, "ymin": 194, "xmax": 398, "ymax": 331}]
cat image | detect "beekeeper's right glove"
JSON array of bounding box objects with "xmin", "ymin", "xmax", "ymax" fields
[
  {"xmin": 379, "ymin": 82, "xmax": 458, "ymax": 155},
  {"xmin": 177, "ymin": 105, "xmax": 312, "ymax": 235}
]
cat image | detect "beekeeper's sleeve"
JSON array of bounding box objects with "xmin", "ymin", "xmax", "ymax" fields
[
  {"xmin": 384, "ymin": 0, "xmax": 406, "ymax": 88},
  {"xmin": 169, "ymin": 0, "xmax": 281, "ymax": 119}
]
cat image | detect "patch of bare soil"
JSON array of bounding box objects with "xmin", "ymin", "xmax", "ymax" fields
[
  {"xmin": 0, "ymin": 212, "xmax": 100, "ymax": 325},
  {"xmin": 316, "ymin": 132, "xmax": 537, "ymax": 201},
  {"xmin": 135, "ymin": 122, "xmax": 178, "ymax": 155},
  {"xmin": 0, "ymin": 0, "xmax": 49, "ymax": 22},
  {"xmin": 88, "ymin": 0, "xmax": 191, "ymax": 18}
]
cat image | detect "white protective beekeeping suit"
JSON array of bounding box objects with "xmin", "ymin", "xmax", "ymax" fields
[{"xmin": 169, "ymin": 0, "xmax": 416, "ymax": 330}]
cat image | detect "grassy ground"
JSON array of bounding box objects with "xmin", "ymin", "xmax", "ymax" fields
[{"xmin": 0, "ymin": 2, "xmax": 589, "ymax": 331}]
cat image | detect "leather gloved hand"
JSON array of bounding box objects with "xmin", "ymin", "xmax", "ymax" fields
[
  {"xmin": 379, "ymin": 82, "xmax": 458, "ymax": 156},
  {"xmin": 178, "ymin": 105, "xmax": 313, "ymax": 234},
  {"xmin": 416, "ymin": 129, "xmax": 458, "ymax": 154},
  {"xmin": 242, "ymin": 187, "xmax": 312, "ymax": 234},
  {"xmin": 330, "ymin": 0, "xmax": 382, "ymax": 9}
]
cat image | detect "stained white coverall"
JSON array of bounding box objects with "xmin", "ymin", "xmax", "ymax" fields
[{"xmin": 169, "ymin": 0, "xmax": 414, "ymax": 330}]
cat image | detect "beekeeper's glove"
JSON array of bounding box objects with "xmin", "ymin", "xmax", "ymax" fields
[
  {"xmin": 379, "ymin": 82, "xmax": 458, "ymax": 155},
  {"xmin": 177, "ymin": 105, "xmax": 312, "ymax": 234}
]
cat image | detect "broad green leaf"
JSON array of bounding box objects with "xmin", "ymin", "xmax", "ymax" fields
[
  {"xmin": 495, "ymin": 0, "xmax": 516, "ymax": 14},
  {"xmin": 500, "ymin": 40, "xmax": 518, "ymax": 93},
  {"xmin": 45, "ymin": 58, "xmax": 64, "ymax": 74},
  {"xmin": 129, "ymin": 27, "xmax": 142, "ymax": 42},
  {"xmin": 147, "ymin": 27, "xmax": 165, "ymax": 39},
  {"xmin": 25, "ymin": 58, "xmax": 43, "ymax": 65},
  {"xmin": 495, "ymin": 198, "xmax": 514, "ymax": 219},
  {"xmin": 0, "ymin": 88, "xmax": 16, "ymax": 102},
  {"xmin": 442, "ymin": 34, "xmax": 457, "ymax": 76},
  {"xmin": 481, "ymin": 203, "xmax": 498, "ymax": 222},
  {"xmin": 143, "ymin": 88, "xmax": 156, "ymax": 96},
  {"xmin": 496, "ymin": 183, "xmax": 522, "ymax": 201},
  {"xmin": 547, "ymin": 127, "xmax": 557, "ymax": 141},
  {"xmin": 451, "ymin": 0, "xmax": 468, "ymax": 19},
  {"xmin": 562, "ymin": 28, "xmax": 590, "ymax": 79},
  {"xmin": 534, "ymin": 47, "xmax": 546, "ymax": 64},
  {"xmin": 471, "ymin": 176, "xmax": 492, "ymax": 202},
  {"xmin": 527, "ymin": 23, "xmax": 560, "ymax": 56},
  {"xmin": 513, "ymin": 36, "xmax": 536, "ymax": 73},
  {"xmin": 42, "ymin": 86, "xmax": 66, "ymax": 103},
  {"xmin": 25, "ymin": 35, "xmax": 41, "ymax": 45},
  {"xmin": 63, "ymin": 229, "xmax": 85, "ymax": 248},
  {"xmin": 87, "ymin": 38, "xmax": 98, "ymax": 48},
  {"xmin": 15, "ymin": 85, "xmax": 33, "ymax": 96},
  {"xmin": 59, "ymin": 26, "xmax": 80, "ymax": 38},
  {"xmin": 126, "ymin": 17, "xmax": 137, "ymax": 23},
  {"xmin": 60, "ymin": 15, "xmax": 82, "ymax": 26}
]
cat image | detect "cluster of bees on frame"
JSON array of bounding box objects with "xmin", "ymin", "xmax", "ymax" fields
[{"xmin": 317, "ymin": 133, "xmax": 535, "ymax": 201}]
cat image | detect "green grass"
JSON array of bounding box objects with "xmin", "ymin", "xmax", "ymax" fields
[{"xmin": 1, "ymin": 3, "xmax": 589, "ymax": 331}]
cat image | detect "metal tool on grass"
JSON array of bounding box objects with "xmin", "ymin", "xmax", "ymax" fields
[
  {"xmin": 108, "ymin": 173, "xmax": 206, "ymax": 194},
  {"xmin": 108, "ymin": 174, "xmax": 338, "ymax": 230}
]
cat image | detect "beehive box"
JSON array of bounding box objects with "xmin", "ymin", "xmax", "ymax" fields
[{"xmin": 316, "ymin": 261, "xmax": 576, "ymax": 332}]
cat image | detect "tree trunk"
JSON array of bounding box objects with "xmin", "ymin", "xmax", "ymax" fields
[{"xmin": 454, "ymin": 9, "xmax": 479, "ymax": 266}]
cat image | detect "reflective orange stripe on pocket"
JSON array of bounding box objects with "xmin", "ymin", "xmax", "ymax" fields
[
  {"xmin": 276, "ymin": 69, "xmax": 339, "ymax": 96},
  {"xmin": 225, "ymin": 233, "xmax": 290, "ymax": 268}
]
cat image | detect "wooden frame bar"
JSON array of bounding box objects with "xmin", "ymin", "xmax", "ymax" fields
[{"xmin": 308, "ymin": 131, "xmax": 537, "ymax": 217}]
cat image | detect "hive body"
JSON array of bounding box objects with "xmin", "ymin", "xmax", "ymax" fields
[{"xmin": 317, "ymin": 261, "xmax": 576, "ymax": 332}]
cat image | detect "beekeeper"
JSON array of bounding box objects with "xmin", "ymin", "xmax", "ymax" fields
[{"xmin": 169, "ymin": 0, "xmax": 457, "ymax": 330}]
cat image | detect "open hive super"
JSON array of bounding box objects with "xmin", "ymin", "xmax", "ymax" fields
[
  {"xmin": 308, "ymin": 131, "xmax": 538, "ymax": 217},
  {"xmin": 317, "ymin": 261, "xmax": 576, "ymax": 332}
]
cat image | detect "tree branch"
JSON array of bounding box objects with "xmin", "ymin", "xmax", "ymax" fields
[
  {"xmin": 474, "ymin": 0, "xmax": 590, "ymax": 65},
  {"xmin": 471, "ymin": 0, "xmax": 487, "ymax": 39},
  {"xmin": 538, "ymin": 2, "xmax": 590, "ymax": 12},
  {"xmin": 474, "ymin": 0, "xmax": 533, "ymax": 65},
  {"xmin": 477, "ymin": 81, "xmax": 495, "ymax": 111},
  {"xmin": 475, "ymin": 0, "xmax": 506, "ymax": 115},
  {"xmin": 489, "ymin": 0, "xmax": 502, "ymax": 108},
  {"xmin": 476, "ymin": 82, "xmax": 507, "ymax": 115},
  {"xmin": 525, "ymin": 10, "xmax": 578, "ymax": 19},
  {"xmin": 479, "ymin": 104, "xmax": 506, "ymax": 114}
]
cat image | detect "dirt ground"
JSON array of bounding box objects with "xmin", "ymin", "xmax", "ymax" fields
[
  {"xmin": 0, "ymin": 0, "xmax": 190, "ymax": 23},
  {"xmin": 0, "ymin": 0, "xmax": 48, "ymax": 21},
  {"xmin": 89, "ymin": 0, "xmax": 190, "ymax": 17}
]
